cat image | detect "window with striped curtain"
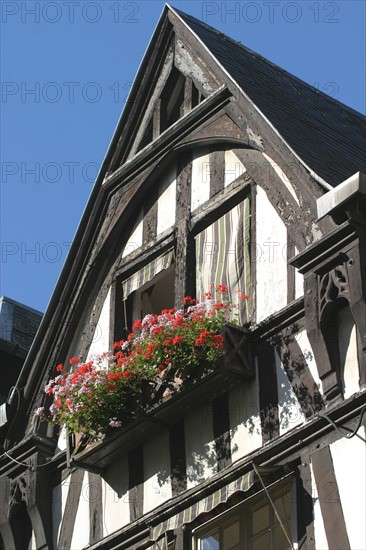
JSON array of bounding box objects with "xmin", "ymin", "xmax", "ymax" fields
[{"xmin": 195, "ymin": 197, "xmax": 251, "ymax": 323}]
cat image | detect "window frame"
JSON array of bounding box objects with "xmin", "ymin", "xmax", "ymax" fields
[{"xmin": 192, "ymin": 477, "xmax": 296, "ymax": 550}]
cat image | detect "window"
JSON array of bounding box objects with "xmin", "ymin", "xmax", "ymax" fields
[
  {"xmin": 194, "ymin": 480, "xmax": 294, "ymax": 550},
  {"xmin": 116, "ymin": 251, "xmax": 175, "ymax": 340},
  {"xmin": 195, "ymin": 198, "xmax": 251, "ymax": 324},
  {"xmin": 131, "ymin": 263, "xmax": 175, "ymax": 321}
]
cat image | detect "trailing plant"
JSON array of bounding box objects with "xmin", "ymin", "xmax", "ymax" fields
[{"xmin": 36, "ymin": 285, "xmax": 248, "ymax": 438}]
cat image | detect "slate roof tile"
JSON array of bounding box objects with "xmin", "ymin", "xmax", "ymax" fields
[{"xmin": 176, "ymin": 9, "xmax": 366, "ymax": 186}]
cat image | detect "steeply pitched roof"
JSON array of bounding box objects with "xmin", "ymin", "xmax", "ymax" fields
[{"xmin": 175, "ymin": 9, "xmax": 366, "ymax": 187}]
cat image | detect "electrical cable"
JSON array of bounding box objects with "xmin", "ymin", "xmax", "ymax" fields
[
  {"xmin": 2, "ymin": 450, "xmax": 51, "ymax": 471},
  {"xmin": 317, "ymin": 405, "xmax": 366, "ymax": 439},
  {"xmin": 252, "ymin": 463, "xmax": 295, "ymax": 550}
]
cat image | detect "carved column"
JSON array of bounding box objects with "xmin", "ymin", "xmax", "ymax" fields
[{"xmin": 291, "ymin": 173, "xmax": 366, "ymax": 400}]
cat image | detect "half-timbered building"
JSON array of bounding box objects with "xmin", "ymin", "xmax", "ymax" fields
[{"xmin": 1, "ymin": 5, "xmax": 365, "ymax": 549}]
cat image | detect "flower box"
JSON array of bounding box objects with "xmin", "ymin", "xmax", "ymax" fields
[
  {"xmin": 71, "ymin": 325, "xmax": 253, "ymax": 470},
  {"xmin": 38, "ymin": 288, "xmax": 253, "ymax": 469}
]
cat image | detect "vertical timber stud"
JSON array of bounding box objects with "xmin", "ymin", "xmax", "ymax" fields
[
  {"xmin": 209, "ymin": 149, "xmax": 225, "ymax": 198},
  {"xmin": 311, "ymin": 446, "xmax": 350, "ymax": 550},
  {"xmin": 128, "ymin": 445, "xmax": 144, "ymax": 521},
  {"xmin": 287, "ymin": 233, "xmax": 296, "ymax": 303},
  {"xmin": 213, "ymin": 392, "xmax": 232, "ymax": 471},
  {"xmin": 257, "ymin": 341, "xmax": 279, "ymax": 443},
  {"xmin": 58, "ymin": 468, "xmax": 85, "ymax": 549},
  {"xmin": 296, "ymin": 458, "xmax": 316, "ymax": 550},
  {"xmin": 183, "ymin": 77, "xmax": 193, "ymax": 115},
  {"xmin": 169, "ymin": 420, "xmax": 187, "ymax": 496},
  {"xmin": 88, "ymin": 472, "xmax": 103, "ymax": 544},
  {"xmin": 142, "ymin": 187, "xmax": 158, "ymax": 246},
  {"xmin": 175, "ymin": 150, "xmax": 194, "ymax": 308}
]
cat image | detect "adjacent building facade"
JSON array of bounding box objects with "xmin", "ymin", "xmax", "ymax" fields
[{"xmin": 0, "ymin": 6, "xmax": 365, "ymax": 549}]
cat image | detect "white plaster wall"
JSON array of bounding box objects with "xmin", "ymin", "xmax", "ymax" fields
[
  {"xmin": 275, "ymin": 350, "xmax": 305, "ymax": 435},
  {"xmin": 330, "ymin": 435, "xmax": 366, "ymax": 550},
  {"xmin": 224, "ymin": 150, "xmax": 246, "ymax": 187},
  {"xmin": 102, "ymin": 456, "xmax": 130, "ymax": 535},
  {"xmin": 87, "ymin": 287, "xmax": 111, "ymax": 359},
  {"xmin": 255, "ymin": 185, "xmax": 287, "ymax": 322},
  {"xmin": 143, "ymin": 430, "xmax": 172, "ymax": 513},
  {"xmin": 70, "ymin": 471, "xmax": 90, "ymax": 550},
  {"xmin": 157, "ymin": 165, "xmax": 176, "ymax": 235},
  {"xmin": 55, "ymin": 424, "xmax": 67, "ymax": 453},
  {"xmin": 122, "ymin": 211, "xmax": 143, "ymax": 258},
  {"xmin": 229, "ymin": 378, "xmax": 262, "ymax": 462},
  {"xmin": 295, "ymin": 330, "xmax": 324, "ymax": 398},
  {"xmin": 185, "ymin": 402, "xmax": 216, "ymax": 489},
  {"xmin": 310, "ymin": 462, "xmax": 329, "ymax": 550},
  {"xmin": 337, "ymin": 307, "xmax": 359, "ymax": 398},
  {"xmin": 191, "ymin": 149, "xmax": 210, "ymax": 211}
]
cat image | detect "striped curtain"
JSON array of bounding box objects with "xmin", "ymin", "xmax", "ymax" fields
[
  {"xmin": 122, "ymin": 249, "xmax": 175, "ymax": 299},
  {"xmin": 195, "ymin": 197, "xmax": 250, "ymax": 322}
]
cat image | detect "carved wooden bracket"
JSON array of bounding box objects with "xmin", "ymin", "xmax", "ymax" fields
[{"xmin": 293, "ymin": 220, "xmax": 366, "ymax": 401}]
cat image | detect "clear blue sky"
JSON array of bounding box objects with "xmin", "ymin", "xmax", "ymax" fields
[{"xmin": 1, "ymin": 0, "xmax": 365, "ymax": 313}]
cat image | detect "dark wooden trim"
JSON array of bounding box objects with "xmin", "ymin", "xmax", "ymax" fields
[
  {"xmin": 58, "ymin": 468, "xmax": 85, "ymax": 549},
  {"xmin": 109, "ymin": 279, "xmax": 117, "ymax": 349},
  {"xmin": 209, "ymin": 149, "xmax": 225, "ymax": 198},
  {"xmin": 234, "ymin": 149, "xmax": 312, "ymax": 252},
  {"xmin": 183, "ymin": 76, "xmax": 193, "ymax": 115},
  {"xmin": 251, "ymin": 297, "xmax": 305, "ymax": 341},
  {"xmin": 175, "ymin": 150, "xmax": 192, "ymax": 221},
  {"xmin": 275, "ymin": 330, "xmax": 324, "ymax": 419},
  {"xmin": 128, "ymin": 446, "xmax": 144, "ymax": 521},
  {"xmin": 257, "ymin": 342, "xmax": 279, "ymax": 443},
  {"xmin": 213, "ymin": 392, "xmax": 232, "ymax": 471},
  {"xmin": 287, "ymin": 233, "xmax": 296, "ymax": 303},
  {"xmin": 174, "ymin": 525, "xmax": 191, "ymax": 549},
  {"xmin": 191, "ymin": 175, "xmax": 252, "ymax": 235},
  {"xmin": 169, "ymin": 420, "xmax": 187, "ymax": 496},
  {"xmin": 153, "ymin": 99, "xmax": 162, "ymax": 140},
  {"xmin": 296, "ymin": 458, "xmax": 316, "ymax": 549},
  {"xmin": 113, "ymin": 276, "xmax": 125, "ymax": 342},
  {"xmin": 142, "ymin": 187, "xmax": 158, "ymax": 246},
  {"xmin": 311, "ymin": 446, "xmax": 350, "ymax": 550},
  {"xmin": 174, "ymin": 150, "xmax": 195, "ymax": 306},
  {"xmin": 115, "ymin": 234, "xmax": 175, "ymax": 281},
  {"xmin": 88, "ymin": 472, "xmax": 103, "ymax": 544},
  {"xmin": 104, "ymin": 86, "xmax": 232, "ymax": 191},
  {"xmin": 250, "ymin": 182, "xmax": 257, "ymax": 324}
]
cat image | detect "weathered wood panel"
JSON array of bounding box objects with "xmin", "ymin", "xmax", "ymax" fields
[
  {"xmin": 128, "ymin": 446, "xmax": 144, "ymax": 521},
  {"xmin": 169, "ymin": 420, "xmax": 187, "ymax": 496}
]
